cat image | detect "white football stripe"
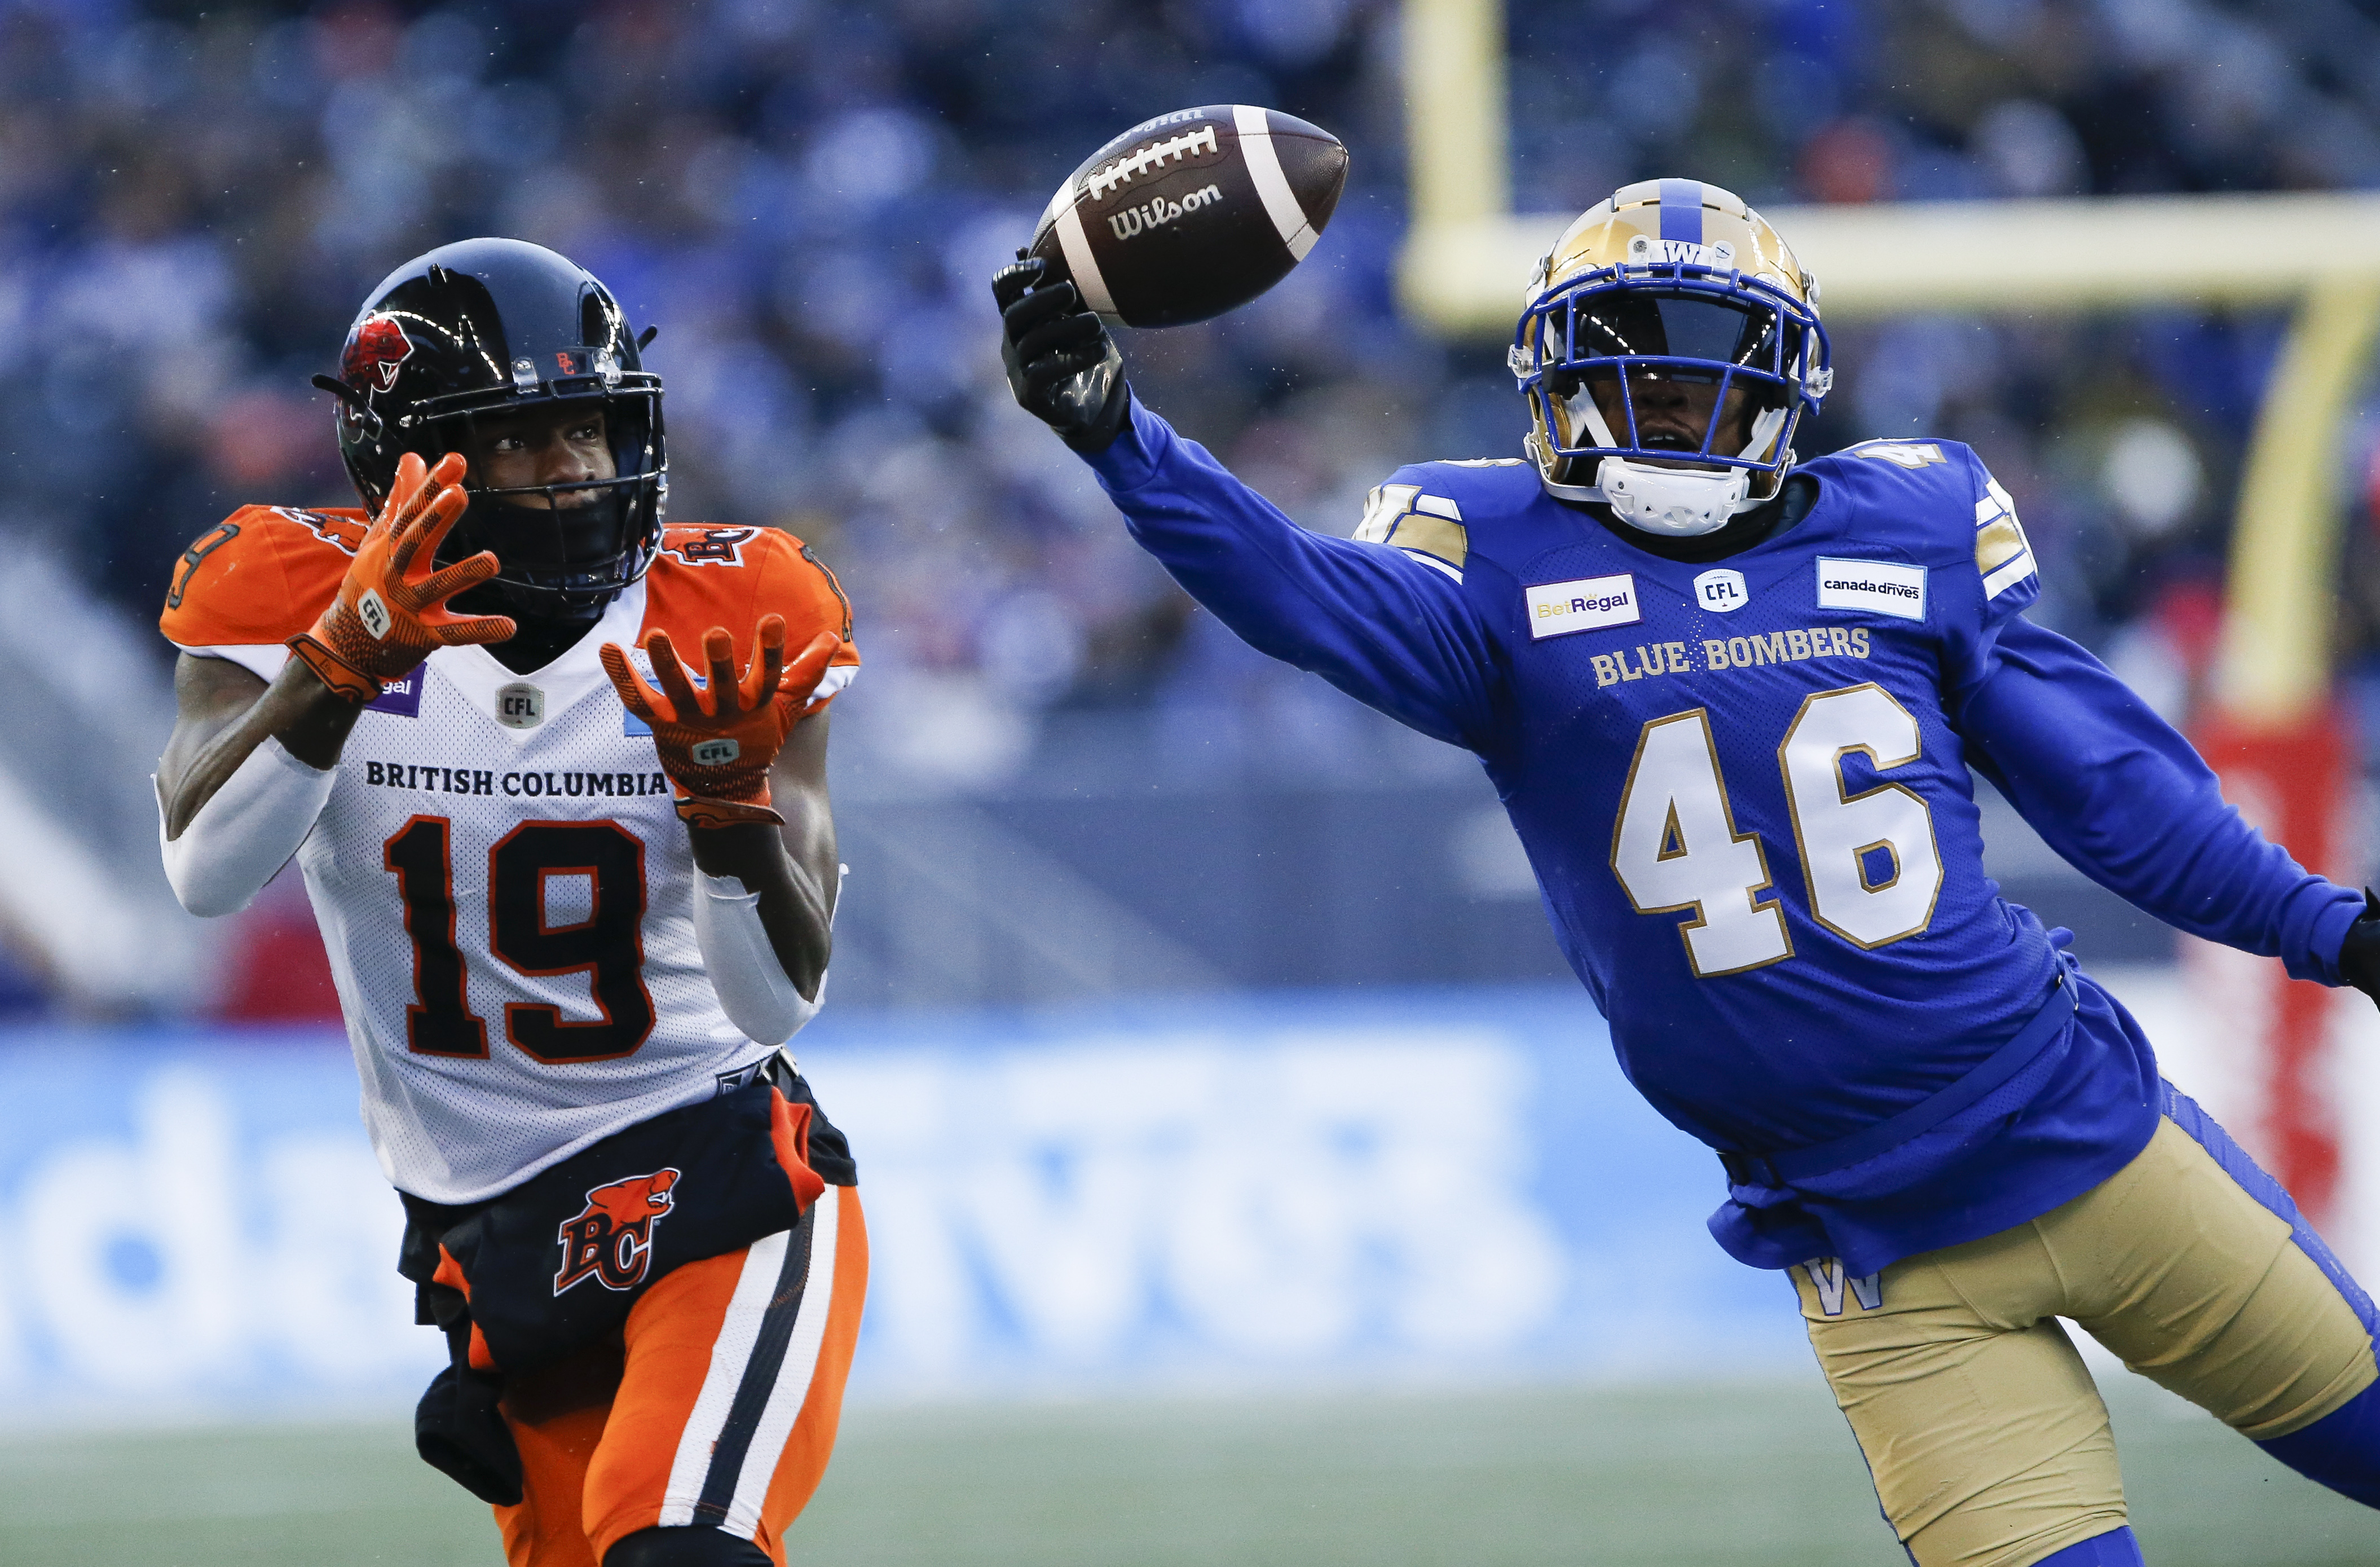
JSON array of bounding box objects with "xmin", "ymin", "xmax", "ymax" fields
[
  {"xmin": 1232, "ymin": 104, "xmax": 1319, "ymax": 261},
  {"xmin": 720, "ymin": 1189, "xmax": 843, "ymax": 1538},
  {"xmin": 656, "ymin": 1229, "xmax": 791, "ymax": 1527},
  {"xmin": 1055, "ymin": 198, "xmax": 1120, "ymax": 320}
]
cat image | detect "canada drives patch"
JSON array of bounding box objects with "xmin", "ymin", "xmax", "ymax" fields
[{"xmin": 1815, "ymin": 559, "xmax": 1927, "ymax": 621}]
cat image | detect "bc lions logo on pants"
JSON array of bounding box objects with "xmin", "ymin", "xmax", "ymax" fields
[{"xmin": 555, "ymin": 1168, "xmax": 681, "ymax": 1295}]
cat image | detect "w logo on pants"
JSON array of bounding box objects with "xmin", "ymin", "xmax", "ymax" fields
[{"xmin": 1803, "ymin": 1256, "xmax": 1883, "ymax": 1317}]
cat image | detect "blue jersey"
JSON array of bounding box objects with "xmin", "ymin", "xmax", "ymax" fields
[{"xmin": 1084, "ymin": 399, "xmax": 2362, "ymax": 1277}]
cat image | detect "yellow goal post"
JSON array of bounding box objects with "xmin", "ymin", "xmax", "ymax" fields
[{"xmin": 1395, "ymin": 0, "xmax": 2380, "ymax": 731}]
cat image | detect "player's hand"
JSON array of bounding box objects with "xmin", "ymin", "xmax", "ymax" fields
[
  {"xmin": 993, "ymin": 254, "xmax": 1130, "ymax": 454},
  {"xmin": 601, "ymin": 616, "xmax": 840, "ymax": 830},
  {"xmin": 2340, "ymin": 890, "xmax": 2380, "ymax": 1011},
  {"xmin": 287, "ymin": 451, "xmax": 516, "ymax": 703}
]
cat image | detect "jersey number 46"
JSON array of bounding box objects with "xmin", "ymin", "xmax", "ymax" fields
[{"xmin": 1611, "ymin": 683, "xmax": 1944, "ymax": 977}]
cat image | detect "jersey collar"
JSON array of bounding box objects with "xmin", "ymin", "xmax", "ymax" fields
[{"xmin": 434, "ymin": 577, "xmax": 649, "ymax": 740}]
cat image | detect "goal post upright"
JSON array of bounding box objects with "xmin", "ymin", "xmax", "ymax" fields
[{"xmin": 1395, "ymin": 0, "xmax": 2380, "ymax": 1223}]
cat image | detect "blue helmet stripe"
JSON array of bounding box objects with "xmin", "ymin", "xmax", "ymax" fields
[{"xmin": 1658, "ymin": 179, "xmax": 1704, "ymax": 244}]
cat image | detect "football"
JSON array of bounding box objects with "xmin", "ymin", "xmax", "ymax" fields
[{"xmin": 1028, "ymin": 104, "xmax": 1348, "ymax": 328}]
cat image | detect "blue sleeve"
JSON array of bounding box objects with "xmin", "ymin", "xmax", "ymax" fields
[
  {"xmin": 1953, "ymin": 616, "xmax": 2361, "ymax": 984},
  {"xmin": 1082, "ymin": 395, "xmax": 1504, "ymax": 750}
]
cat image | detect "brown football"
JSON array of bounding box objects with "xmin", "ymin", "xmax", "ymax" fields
[{"xmin": 1028, "ymin": 105, "xmax": 1348, "ymax": 328}]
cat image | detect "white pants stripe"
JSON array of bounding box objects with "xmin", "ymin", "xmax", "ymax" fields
[
  {"xmin": 655, "ymin": 1228, "xmax": 791, "ymax": 1528},
  {"xmin": 720, "ymin": 1189, "xmax": 841, "ymax": 1536}
]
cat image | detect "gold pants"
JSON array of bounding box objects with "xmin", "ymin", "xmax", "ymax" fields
[{"xmin": 1793, "ymin": 1113, "xmax": 2377, "ymax": 1567}]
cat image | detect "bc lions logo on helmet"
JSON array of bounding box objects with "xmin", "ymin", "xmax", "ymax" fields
[
  {"xmin": 342, "ymin": 312, "xmax": 415, "ymax": 394},
  {"xmin": 554, "ymin": 1167, "xmax": 681, "ymax": 1295}
]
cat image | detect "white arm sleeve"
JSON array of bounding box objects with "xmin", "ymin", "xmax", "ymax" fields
[
  {"xmin": 692, "ymin": 868, "xmax": 831, "ymax": 1045},
  {"xmin": 156, "ymin": 737, "xmax": 336, "ymax": 917}
]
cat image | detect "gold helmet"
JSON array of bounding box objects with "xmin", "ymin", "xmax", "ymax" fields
[{"xmin": 1510, "ymin": 179, "xmax": 1832, "ymax": 537}]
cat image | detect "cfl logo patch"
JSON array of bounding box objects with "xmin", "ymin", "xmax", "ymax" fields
[
  {"xmin": 691, "ymin": 738, "xmax": 740, "ymax": 767},
  {"xmin": 1693, "ymin": 568, "xmax": 1748, "ymax": 614},
  {"xmin": 1802, "ymin": 1257, "xmax": 1883, "ymax": 1317},
  {"xmin": 356, "ymin": 589, "xmax": 393, "ymax": 640}
]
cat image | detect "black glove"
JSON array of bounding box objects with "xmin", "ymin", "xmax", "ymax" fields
[
  {"xmin": 415, "ymin": 1359, "xmax": 522, "ymax": 1506},
  {"xmin": 2339, "ymin": 888, "xmax": 2380, "ymax": 1010},
  {"xmin": 992, "ymin": 254, "xmax": 1130, "ymax": 454}
]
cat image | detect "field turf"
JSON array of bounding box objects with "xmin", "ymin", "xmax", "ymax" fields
[{"xmin": 2, "ymin": 1375, "xmax": 2374, "ymax": 1565}]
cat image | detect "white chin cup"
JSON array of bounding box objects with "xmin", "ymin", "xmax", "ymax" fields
[{"xmin": 1596, "ymin": 456, "xmax": 1751, "ymax": 538}]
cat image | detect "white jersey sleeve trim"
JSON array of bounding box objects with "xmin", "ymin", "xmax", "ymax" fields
[
  {"xmin": 158, "ymin": 736, "xmax": 334, "ymax": 917},
  {"xmin": 177, "ymin": 643, "xmax": 291, "ymax": 684},
  {"xmin": 808, "ymin": 663, "xmax": 857, "ymax": 706}
]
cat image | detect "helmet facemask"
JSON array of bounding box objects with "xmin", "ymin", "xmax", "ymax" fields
[
  {"xmin": 426, "ymin": 389, "xmax": 667, "ymax": 624},
  {"xmin": 1515, "ymin": 267, "xmax": 1828, "ymax": 537}
]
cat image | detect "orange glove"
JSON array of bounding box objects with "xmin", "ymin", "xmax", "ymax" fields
[
  {"xmin": 601, "ymin": 615, "xmax": 841, "ymax": 829},
  {"xmin": 287, "ymin": 451, "xmax": 516, "ymax": 703}
]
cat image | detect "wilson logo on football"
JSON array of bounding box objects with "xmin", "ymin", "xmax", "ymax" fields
[
  {"xmin": 1108, "ymin": 184, "xmax": 1224, "ymax": 241},
  {"xmin": 554, "ymin": 1167, "xmax": 681, "ymax": 1295},
  {"xmin": 342, "ymin": 312, "xmax": 414, "ymax": 393}
]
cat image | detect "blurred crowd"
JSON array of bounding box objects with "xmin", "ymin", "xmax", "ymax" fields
[
  {"xmin": 3, "ymin": 0, "xmax": 2379, "ymax": 793},
  {"xmin": 4, "ymin": 0, "xmax": 2379, "ymax": 1020}
]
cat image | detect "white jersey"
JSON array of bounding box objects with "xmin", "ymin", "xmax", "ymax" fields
[{"xmin": 162, "ymin": 508, "xmax": 860, "ymax": 1203}]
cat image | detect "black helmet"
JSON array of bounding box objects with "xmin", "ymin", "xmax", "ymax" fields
[{"xmin": 319, "ymin": 237, "xmax": 665, "ymax": 621}]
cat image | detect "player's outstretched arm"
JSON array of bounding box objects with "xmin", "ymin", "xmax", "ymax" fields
[
  {"xmin": 602, "ymin": 620, "xmax": 839, "ymax": 1039},
  {"xmin": 155, "ymin": 452, "xmax": 514, "ymax": 917},
  {"xmin": 993, "ymin": 259, "xmax": 1504, "ymax": 751},
  {"xmin": 1956, "ymin": 616, "xmax": 2364, "ymax": 984},
  {"xmin": 2337, "ymin": 893, "xmax": 2380, "ymax": 1011}
]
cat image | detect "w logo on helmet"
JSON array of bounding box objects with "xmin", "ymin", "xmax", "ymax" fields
[
  {"xmin": 342, "ymin": 312, "xmax": 415, "ymax": 394},
  {"xmin": 554, "ymin": 1167, "xmax": 681, "ymax": 1295}
]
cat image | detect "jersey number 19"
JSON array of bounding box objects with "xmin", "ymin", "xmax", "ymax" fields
[{"xmin": 384, "ymin": 817, "xmax": 659, "ymax": 1060}]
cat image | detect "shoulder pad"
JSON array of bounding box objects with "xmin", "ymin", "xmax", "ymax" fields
[
  {"xmin": 1834, "ymin": 438, "xmax": 1965, "ymax": 474},
  {"xmin": 1352, "ymin": 459, "xmax": 1542, "ymax": 580},
  {"xmin": 159, "ymin": 505, "xmax": 368, "ymax": 650},
  {"xmin": 644, "ymin": 526, "xmax": 860, "ymax": 701},
  {"xmin": 1808, "ymin": 439, "xmax": 1985, "ymax": 546},
  {"xmin": 656, "ymin": 525, "xmax": 774, "ymax": 570}
]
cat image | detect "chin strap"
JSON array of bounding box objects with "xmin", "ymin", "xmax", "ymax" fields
[
  {"xmin": 1596, "ymin": 457, "xmax": 1751, "ymax": 536},
  {"xmin": 1537, "ymin": 389, "xmax": 1794, "ymax": 537}
]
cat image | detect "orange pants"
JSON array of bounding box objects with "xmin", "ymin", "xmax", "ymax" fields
[{"xmin": 492, "ymin": 1185, "xmax": 867, "ymax": 1567}]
